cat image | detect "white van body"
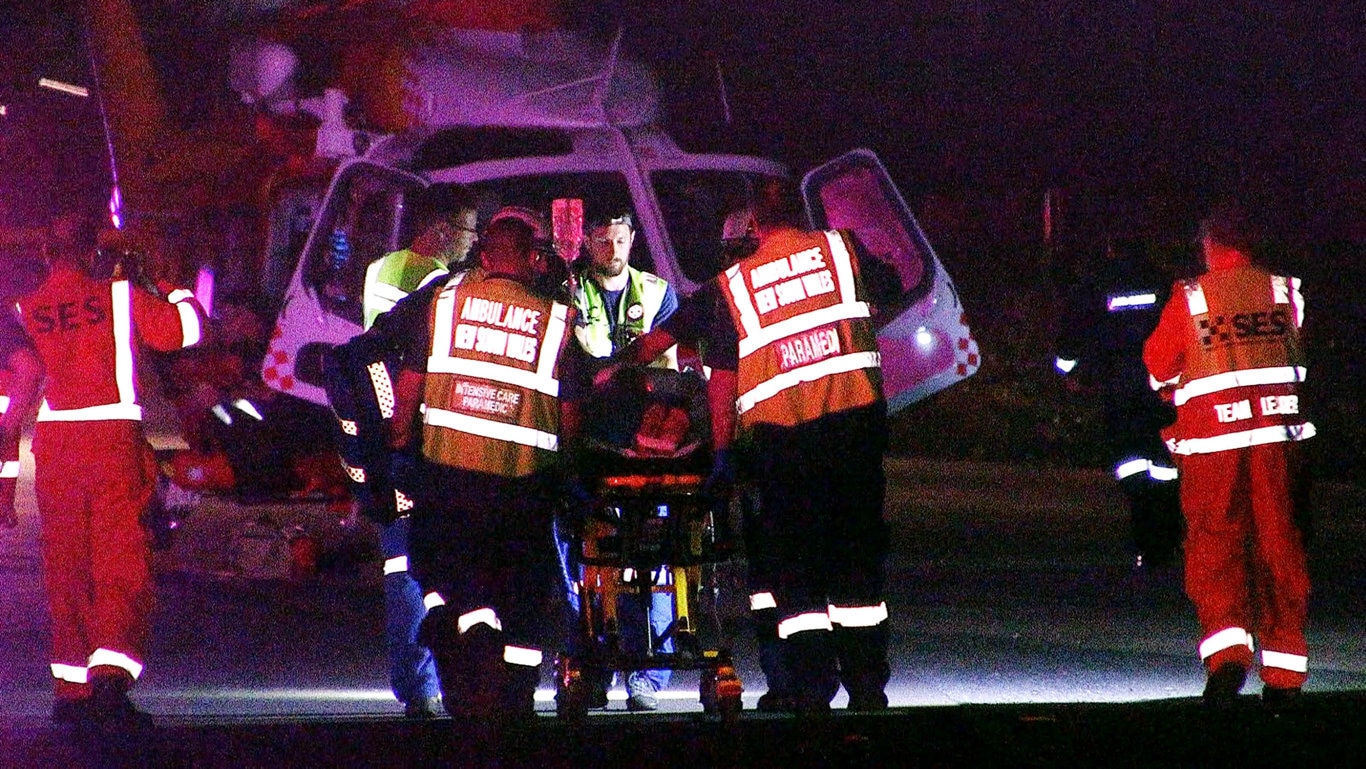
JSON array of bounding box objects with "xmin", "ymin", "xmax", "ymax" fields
[{"xmin": 256, "ymin": 27, "xmax": 978, "ymax": 413}]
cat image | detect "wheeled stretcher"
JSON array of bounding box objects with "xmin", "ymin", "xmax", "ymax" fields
[{"xmin": 555, "ymin": 369, "xmax": 743, "ymax": 718}]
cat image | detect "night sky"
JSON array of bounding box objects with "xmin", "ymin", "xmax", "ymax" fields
[{"xmin": 1, "ymin": 0, "xmax": 1362, "ymax": 245}]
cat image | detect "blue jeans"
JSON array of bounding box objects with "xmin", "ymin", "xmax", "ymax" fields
[
  {"xmin": 553, "ymin": 517, "xmax": 673, "ymax": 690},
  {"xmin": 380, "ymin": 516, "xmax": 440, "ymax": 705}
]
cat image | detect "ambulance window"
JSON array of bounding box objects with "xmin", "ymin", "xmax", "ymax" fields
[
  {"xmin": 652, "ymin": 170, "xmax": 771, "ymax": 285},
  {"xmin": 462, "ymin": 172, "xmax": 651, "ymax": 272},
  {"xmin": 302, "ymin": 164, "xmax": 421, "ymax": 325}
]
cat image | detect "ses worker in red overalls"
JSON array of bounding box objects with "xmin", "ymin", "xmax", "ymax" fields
[
  {"xmin": 1143, "ymin": 205, "xmax": 1315, "ymax": 708},
  {"xmin": 17, "ymin": 217, "xmax": 206, "ymax": 725}
]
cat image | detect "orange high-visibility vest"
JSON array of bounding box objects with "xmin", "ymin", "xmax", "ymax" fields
[
  {"xmin": 1159, "ymin": 265, "xmax": 1314, "ymax": 455},
  {"xmin": 718, "ymin": 227, "xmax": 882, "ymax": 429},
  {"xmin": 420, "ymin": 273, "xmax": 573, "ymax": 477}
]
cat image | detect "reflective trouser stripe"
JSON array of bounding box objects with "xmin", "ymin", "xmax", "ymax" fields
[
  {"xmin": 1115, "ymin": 459, "xmax": 1180, "ymax": 482},
  {"xmin": 0, "ymin": 461, "xmax": 18, "ymax": 479},
  {"xmin": 51, "ymin": 663, "xmax": 88, "ymax": 684},
  {"xmin": 777, "ymin": 611, "xmax": 833, "ymax": 639},
  {"xmin": 1200, "ymin": 627, "xmax": 1254, "ymax": 660},
  {"xmin": 827, "ymin": 602, "xmax": 888, "ymax": 627},
  {"xmin": 1148, "ymin": 463, "xmax": 1179, "ymax": 481},
  {"xmin": 1262, "ymin": 650, "xmax": 1308, "ymax": 673},
  {"xmin": 503, "ymin": 646, "xmax": 543, "ymax": 667},
  {"xmin": 749, "ymin": 592, "xmax": 777, "ymax": 611},
  {"xmin": 383, "ymin": 556, "xmax": 408, "ymax": 575},
  {"xmin": 1115, "ymin": 459, "xmax": 1150, "ymax": 480},
  {"xmin": 88, "ymin": 648, "xmax": 144, "ymax": 680},
  {"xmin": 458, "ymin": 607, "xmax": 503, "ymax": 634},
  {"xmin": 423, "ymin": 592, "xmax": 446, "ymax": 610}
]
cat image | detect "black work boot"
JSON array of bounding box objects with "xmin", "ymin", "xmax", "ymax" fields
[
  {"xmin": 753, "ymin": 609, "xmax": 796, "ymax": 712},
  {"xmin": 835, "ymin": 624, "xmax": 891, "ymax": 711},
  {"xmin": 89, "ymin": 671, "xmax": 152, "ymax": 730},
  {"xmin": 1202, "ymin": 662, "xmax": 1248, "ymax": 707},
  {"xmin": 500, "ymin": 660, "xmax": 542, "ymax": 722},
  {"xmin": 784, "ymin": 630, "xmax": 838, "ymax": 716}
]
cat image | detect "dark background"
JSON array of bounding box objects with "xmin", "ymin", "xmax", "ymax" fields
[{"xmin": 2, "ymin": 0, "xmax": 1362, "ymax": 480}]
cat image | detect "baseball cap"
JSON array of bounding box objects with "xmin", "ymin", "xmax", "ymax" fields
[{"xmin": 488, "ymin": 205, "xmax": 550, "ymax": 242}]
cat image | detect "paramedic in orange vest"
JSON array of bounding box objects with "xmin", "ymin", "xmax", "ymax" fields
[
  {"xmin": 17, "ymin": 215, "xmax": 206, "ymax": 725},
  {"xmin": 622, "ymin": 183, "xmax": 892, "ymax": 713},
  {"xmin": 1143, "ymin": 204, "xmax": 1315, "ymax": 708},
  {"xmin": 389, "ymin": 207, "xmax": 588, "ymax": 726},
  {"xmin": 1, "ymin": 306, "xmax": 43, "ymax": 530}
]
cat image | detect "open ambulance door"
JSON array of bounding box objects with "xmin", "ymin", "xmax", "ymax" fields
[{"xmin": 801, "ymin": 149, "xmax": 980, "ymax": 414}]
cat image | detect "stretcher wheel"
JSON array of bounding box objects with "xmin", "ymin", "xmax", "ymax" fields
[{"xmin": 699, "ymin": 664, "xmax": 743, "ymax": 717}]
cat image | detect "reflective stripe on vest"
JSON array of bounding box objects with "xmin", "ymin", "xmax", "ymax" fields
[
  {"xmin": 0, "ymin": 395, "xmax": 8, "ymax": 413},
  {"xmin": 737, "ymin": 351, "xmax": 881, "ymax": 416},
  {"xmin": 729, "ymin": 231, "xmax": 871, "ymax": 360},
  {"xmin": 424, "ymin": 406, "xmax": 559, "ymax": 451},
  {"xmin": 0, "ymin": 460, "xmax": 18, "ymax": 479},
  {"xmin": 428, "ymin": 295, "xmax": 567, "ymax": 398},
  {"xmin": 1172, "ymin": 366, "xmax": 1307, "ymax": 407},
  {"xmin": 1270, "ymin": 275, "xmax": 1305, "ymax": 328}
]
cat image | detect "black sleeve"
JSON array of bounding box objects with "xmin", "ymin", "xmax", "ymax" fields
[
  {"xmin": 378, "ymin": 278, "xmax": 443, "ymax": 372},
  {"xmin": 557, "ymin": 335, "xmax": 592, "ymax": 404},
  {"xmin": 666, "ymin": 282, "xmax": 737, "ymax": 372}
]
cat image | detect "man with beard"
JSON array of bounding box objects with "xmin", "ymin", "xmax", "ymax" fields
[
  {"xmin": 571, "ymin": 211, "xmax": 678, "ymax": 366},
  {"xmin": 564, "ymin": 210, "xmax": 680, "ymax": 711}
]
